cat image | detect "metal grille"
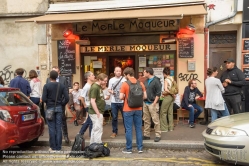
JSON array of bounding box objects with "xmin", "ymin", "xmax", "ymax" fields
[
  {"xmin": 204, "ymin": 144, "xmax": 221, "ymax": 156},
  {"xmin": 210, "ymin": 33, "xmax": 237, "ymax": 44},
  {"xmin": 206, "ymin": 127, "xmax": 213, "ymax": 134}
]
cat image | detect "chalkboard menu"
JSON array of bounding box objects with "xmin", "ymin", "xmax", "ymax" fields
[
  {"xmin": 57, "ymin": 39, "xmax": 76, "ymax": 74},
  {"xmin": 243, "ymin": 68, "xmax": 249, "ymax": 78},
  {"xmin": 178, "ymin": 37, "xmax": 194, "ymax": 58},
  {"xmin": 242, "ymin": 39, "xmax": 249, "ymax": 52},
  {"xmin": 62, "ymin": 74, "xmax": 73, "ymax": 89},
  {"xmin": 243, "ymin": 54, "xmax": 249, "ymax": 65}
]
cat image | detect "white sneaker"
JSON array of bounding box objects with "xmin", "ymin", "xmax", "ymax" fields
[{"xmin": 48, "ymin": 148, "xmax": 56, "ymax": 153}]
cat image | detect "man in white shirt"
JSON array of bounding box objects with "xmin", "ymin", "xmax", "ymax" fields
[
  {"xmin": 108, "ymin": 66, "xmax": 126, "ymax": 138},
  {"xmin": 79, "ymin": 71, "xmax": 95, "ymax": 136}
]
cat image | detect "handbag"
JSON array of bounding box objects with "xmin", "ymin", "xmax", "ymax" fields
[{"xmin": 46, "ymin": 83, "xmax": 60, "ymax": 121}]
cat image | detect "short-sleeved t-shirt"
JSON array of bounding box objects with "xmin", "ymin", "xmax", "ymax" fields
[
  {"xmin": 88, "ymin": 83, "xmax": 106, "ymax": 114},
  {"xmin": 120, "ymin": 77, "xmax": 146, "ymax": 112},
  {"xmin": 80, "ymin": 83, "xmax": 91, "ymax": 107}
]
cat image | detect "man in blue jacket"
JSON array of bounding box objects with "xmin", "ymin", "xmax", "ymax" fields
[
  {"xmin": 9, "ymin": 68, "xmax": 31, "ymax": 97},
  {"xmin": 181, "ymin": 79, "xmax": 203, "ymax": 128}
]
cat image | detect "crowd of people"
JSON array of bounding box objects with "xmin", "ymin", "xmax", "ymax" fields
[{"xmin": 1, "ymin": 57, "xmax": 245, "ymax": 153}]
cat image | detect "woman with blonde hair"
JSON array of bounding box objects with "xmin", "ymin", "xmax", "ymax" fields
[{"xmin": 29, "ymin": 70, "xmax": 41, "ymax": 105}]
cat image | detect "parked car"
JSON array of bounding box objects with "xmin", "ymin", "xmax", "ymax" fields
[
  {"xmin": 0, "ymin": 87, "xmax": 44, "ymax": 150},
  {"xmin": 202, "ymin": 112, "xmax": 249, "ymax": 166}
]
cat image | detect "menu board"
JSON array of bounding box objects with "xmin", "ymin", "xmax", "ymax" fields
[
  {"xmin": 243, "ymin": 68, "xmax": 249, "ymax": 79},
  {"xmin": 178, "ymin": 37, "xmax": 194, "ymax": 58},
  {"xmin": 62, "ymin": 74, "xmax": 73, "ymax": 89},
  {"xmin": 57, "ymin": 39, "xmax": 76, "ymax": 74},
  {"xmin": 243, "ymin": 53, "xmax": 249, "ymax": 65},
  {"xmin": 242, "ymin": 39, "xmax": 249, "ymax": 52}
]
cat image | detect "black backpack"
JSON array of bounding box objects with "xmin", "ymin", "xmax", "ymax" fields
[
  {"xmin": 126, "ymin": 80, "xmax": 143, "ymax": 108},
  {"xmin": 69, "ymin": 133, "xmax": 85, "ymax": 157},
  {"xmin": 83, "ymin": 143, "xmax": 110, "ymax": 159}
]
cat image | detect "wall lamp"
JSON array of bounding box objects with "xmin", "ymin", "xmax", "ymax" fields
[
  {"xmin": 186, "ymin": 17, "xmax": 195, "ymax": 32},
  {"xmin": 63, "ymin": 29, "xmax": 73, "ymax": 37}
]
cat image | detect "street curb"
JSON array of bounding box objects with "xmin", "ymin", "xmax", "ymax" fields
[{"xmin": 35, "ymin": 139, "xmax": 205, "ymax": 150}]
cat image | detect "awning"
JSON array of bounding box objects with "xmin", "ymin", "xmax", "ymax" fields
[{"xmin": 16, "ymin": 5, "xmax": 207, "ymax": 24}]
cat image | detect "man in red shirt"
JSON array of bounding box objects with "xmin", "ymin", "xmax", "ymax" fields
[{"xmin": 119, "ymin": 67, "xmax": 147, "ymax": 154}]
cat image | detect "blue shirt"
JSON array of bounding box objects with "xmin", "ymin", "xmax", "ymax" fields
[
  {"xmin": 145, "ymin": 77, "xmax": 155, "ymax": 105},
  {"xmin": 9, "ymin": 76, "xmax": 31, "ymax": 97}
]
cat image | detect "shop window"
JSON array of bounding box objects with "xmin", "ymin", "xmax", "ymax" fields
[{"xmin": 138, "ymin": 53, "xmax": 176, "ymax": 91}]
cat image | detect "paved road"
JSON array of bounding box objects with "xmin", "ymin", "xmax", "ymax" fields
[{"xmin": 1, "ymin": 146, "xmax": 235, "ymax": 166}]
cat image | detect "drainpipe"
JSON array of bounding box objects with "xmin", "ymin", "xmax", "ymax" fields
[{"xmin": 204, "ymin": 0, "xmax": 238, "ymax": 81}]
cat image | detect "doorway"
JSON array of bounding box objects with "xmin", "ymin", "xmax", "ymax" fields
[
  {"xmin": 108, "ymin": 55, "xmax": 135, "ymax": 75},
  {"xmin": 209, "ymin": 32, "xmax": 237, "ymax": 78}
]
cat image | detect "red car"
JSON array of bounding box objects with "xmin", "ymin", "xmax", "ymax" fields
[{"xmin": 0, "ymin": 87, "xmax": 44, "ymax": 150}]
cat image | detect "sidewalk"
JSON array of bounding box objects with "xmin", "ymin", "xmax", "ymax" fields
[{"xmin": 36, "ymin": 118, "xmax": 207, "ymax": 150}]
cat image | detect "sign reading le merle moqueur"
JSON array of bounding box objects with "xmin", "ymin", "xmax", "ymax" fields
[
  {"xmin": 178, "ymin": 37, "xmax": 194, "ymax": 58},
  {"xmin": 57, "ymin": 39, "xmax": 76, "ymax": 74}
]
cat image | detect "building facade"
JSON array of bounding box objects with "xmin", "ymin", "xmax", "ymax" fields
[
  {"xmin": 0, "ymin": 0, "xmax": 48, "ymax": 85},
  {"xmin": 17, "ymin": 0, "xmax": 207, "ymax": 96}
]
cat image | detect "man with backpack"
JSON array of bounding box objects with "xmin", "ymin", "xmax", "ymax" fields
[
  {"xmin": 160, "ymin": 67, "xmax": 177, "ymax": 132},
  {"xmin": 143, "ymin": 67, "xmax": 162, "ymax": 142},
  {"xmin": 119, "ymin": 67, "xmax": 147, "ymax": 154}
]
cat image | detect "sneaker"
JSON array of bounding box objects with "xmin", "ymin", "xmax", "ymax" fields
[
  {"xmin": 122, "ymin": 148, "xmax": 132, "ymax": 154},
  {"xmin": 110, "ymin": 133, "xmax": 117, "ymax": 138},
  {"xmin": 161, "ymin": 130, "xmax": 168, "ymax": 132},
  {"xmin": 189, "ymin": 123, "xmax": 195, "ymax": 128},
  {"xmin": 74, "ymin": 119, "xmax": 78, "ymax": 126},
  {"xmin": 143, "ymin": 136, "xmax": 150, "ymax": 140},
  {"xmin": 138, "ymin": 149, "xmax": 143, "ymax": 154},
  {"xmin": 154, "ymin": 137, "xmax": 161, "ymax": 142},
  {"xmin": 48, "ymin": 148, "xmax": 56, "ymax": 153}
]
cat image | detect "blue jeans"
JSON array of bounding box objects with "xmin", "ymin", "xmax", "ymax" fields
[
  {"xmin": 46, "ymin": 106, "xmax": 63, "ymax": 150},
  {"xmin": 111, "ymin": 103, "xmax": 124, "ymax": 134},
  {"xmin": 183, "ymin": 104, "xmax": 203, "ymax": 124},
  {"xmin": 79, "ymin": 107, "xmax": 92, "ymax": 136},
  {"xmin": 211, "ymin": 103, "xmax": 230, "ymax": 122},
  {"xmin": 30, "ymin": 97, "xmax": 40, "ymax": 105},
  {"xmin": 123, "ymin": 110, "xmax": 143, "ymax": 151}
]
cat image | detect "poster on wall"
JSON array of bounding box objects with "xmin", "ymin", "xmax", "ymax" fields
[
  {"xmin": 93, "ymin": 61, "xmax": 103, "ymax": 68},
  {"xmin": 153, "ymin": 68, "xmax": 164, "ymax": 91},
  {"xmin": 139, "ymin": 57, "xmax": 146, "ymax": 67}
]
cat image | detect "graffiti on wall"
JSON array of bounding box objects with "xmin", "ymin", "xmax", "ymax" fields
[
  {"xmin": 0, "ymin": 65, "xmax": 29, "ymax": 86},
  {"xmin": 178, "ymin": 73, "xmax": 201, "ymax": 83}
]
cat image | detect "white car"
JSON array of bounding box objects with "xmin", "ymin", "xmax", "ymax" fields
[{"xmin": 202, "ymin": 112, "xmax": 249, "ymax": 166}]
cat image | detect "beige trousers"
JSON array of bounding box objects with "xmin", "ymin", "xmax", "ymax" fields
[
  {"xmin": 89, "ymin": 114, "xmax": 103, "ymax": 144},
  {"xmin": 143, "ymin": 102, "xmax": 161, "ymax": 137}
]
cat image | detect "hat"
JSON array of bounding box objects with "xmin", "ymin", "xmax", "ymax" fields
[{"xmin": 224, "ymin": 58, "xmax": 235, "ymax": 63}]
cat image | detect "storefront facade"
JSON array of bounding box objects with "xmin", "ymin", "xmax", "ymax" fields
[
  {"xmin": 16, "ymin": 0, "xmax": 206, "ymax": 94},
  {"xmin": 22, "ymin": 1, "xmax": 205, "ymax": 95}
]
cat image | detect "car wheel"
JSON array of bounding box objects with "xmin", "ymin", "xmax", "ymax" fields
[{"xmin": 18, "ymin": 137, "xmax": 39, "ymax": 149}]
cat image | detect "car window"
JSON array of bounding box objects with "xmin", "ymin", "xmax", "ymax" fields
[
  {"xmin": 5, "ymin": 91, "xmax": 32, "ymax": 106},
  {"xmin": 0, "ymin": 96, "xmax": 9, "ymax": 106}
]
